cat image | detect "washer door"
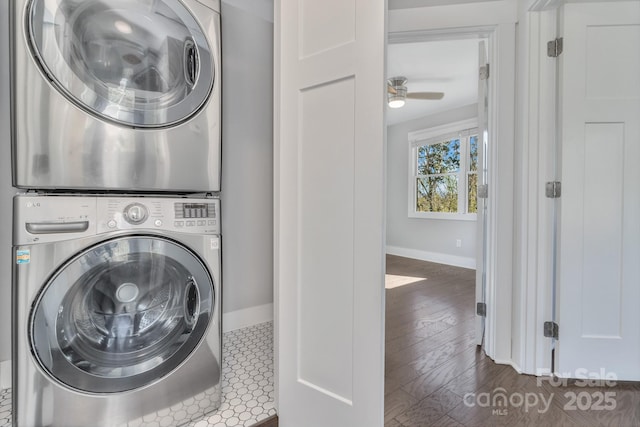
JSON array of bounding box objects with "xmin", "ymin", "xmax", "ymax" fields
[
  {"xmin": 27, "ymin": 0, "xmax": 214, "ymax": 127},
  {"xmin": 30, "ymin": 236, "xmax": 214, "ymax": 393}
]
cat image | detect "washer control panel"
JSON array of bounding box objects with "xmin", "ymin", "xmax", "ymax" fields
[
  {"xmin": 97, "ymin": 197, "xmax": 220, "ymax": 235},
  {"xmin": 14, "ymin": 195, "xmax": 221, "ymax": 245}
]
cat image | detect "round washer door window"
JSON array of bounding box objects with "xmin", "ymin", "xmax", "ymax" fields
[
  {"xmin": 27, "ymin": 0, "xmax": 215, "ymax": 127},
  {"xmin": 30, "ymin": 236, "xmax": 214, "ymax": 393}
]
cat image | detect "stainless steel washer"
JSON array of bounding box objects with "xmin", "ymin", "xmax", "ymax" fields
[
  {"xmin": 13, "ymin": 195, "xmax": 222, "ymax": 427},
  {"xmin": 11, "ymin": 0, "xmax": 221, "ymax": 192}
]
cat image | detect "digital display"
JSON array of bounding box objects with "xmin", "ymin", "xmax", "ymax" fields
[{"xmin": 174, "ymin": 203, "xmax": 216, "ymax": 219}]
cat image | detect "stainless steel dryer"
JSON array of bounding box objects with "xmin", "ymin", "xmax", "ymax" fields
[
  {"xmin": 11, "ymin": 0, "xmax": 221, "ymax": 192},
  {"xmin": 13, "ymin": 195, "xmax": 222, "ymax": 427}
]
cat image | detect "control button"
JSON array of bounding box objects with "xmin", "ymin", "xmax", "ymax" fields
[
  {"xmin": 154, "ymin": 219, "xmax": 163, "ymax": 227},
  {"xmin": 107, "ymin": 220, "xmax": 117, "ymax": 228},
  {"xmin": 197, "ymin": 220, "xmax": 205, "ymax": 226},
  {"xmin": 208, "ymin": 220, "xmax": 217, "ymax": 226},
  {"xmin": 174, "ymin": 221, "xmax": 184, "ymax": 227},
  {"xmin": 186, "ymin": 220, "xmax": 196, "ymax": 227},
  {"xmin": 123, "ymin": 203, "xmax": 148, "ymax": 225}
]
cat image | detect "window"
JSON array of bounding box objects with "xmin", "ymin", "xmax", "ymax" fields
[{"xmin": 408, "ymin": 119, "xmax": 479, "ymax": 220}]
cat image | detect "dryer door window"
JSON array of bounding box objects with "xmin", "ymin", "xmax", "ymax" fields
[
  {"xmin": 27, "ymin": 0, "xmax": 215, "ymax": 127},
  {"xmin": 30, "ymin": 236, "xmax": 215, "ymax": 393}
]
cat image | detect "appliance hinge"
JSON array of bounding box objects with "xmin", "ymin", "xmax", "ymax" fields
[
  {"xmin": 478, "ymin": 184, "xmax": 489, "ymax": 199},
  {"xmin": 479, "ymin": 63, "xmax": 490, "ymax": 80},
  {"xmin": 545, "ymin": 181, "xmax": 561, "ymax": 198},
  {"xmin": 547, "ymin": 37, "xmax": 563, "ymax": 58},
  {"xmin": 476, "ymin": 302, "xmax": 487, "ymax": 317},
  {"xmin": 544, "ymin": 321, "xmax": 559, "ymax": 339}
]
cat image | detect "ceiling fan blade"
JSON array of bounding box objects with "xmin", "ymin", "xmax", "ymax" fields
[
  {"xmin": 406, "ymin": 92, "xmax": 445, "ymax": 100},
  {"xmin": 387, "ymin": 85, "xmax": 397, "ymax": 95}
]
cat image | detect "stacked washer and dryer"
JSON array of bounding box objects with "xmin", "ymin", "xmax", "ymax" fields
[{"xmin": 10, "ymin": 0, "xmax": 223, "ymax": 426}]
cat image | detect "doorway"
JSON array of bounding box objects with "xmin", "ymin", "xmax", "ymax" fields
[
  {"xmin": 386, "ymin": 17, "xmax": 517, "ymax": 367},
  {"xmin": 384, "ymin": 33, "xmax": 488, "ymax": 424},
  {"xmin": 382, "ymin": 12, "xmax": 520, "ymax": 420}
]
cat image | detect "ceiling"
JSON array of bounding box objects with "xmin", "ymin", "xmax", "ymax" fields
[{"xmin": 386, "ymin": 38, "xmax": 482, "ymax": 126}]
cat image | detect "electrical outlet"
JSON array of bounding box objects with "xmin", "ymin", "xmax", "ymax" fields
[{"xmin": 456, "ymin": 239, "xmax": 462, "ymax": 248}]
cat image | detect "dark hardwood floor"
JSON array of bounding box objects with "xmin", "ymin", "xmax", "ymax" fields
[
  {"xmin": 384, "ymin": 254, "xmax": 640, "ymax": 427},
  {"xmin": 254, "ymin": 414, "xmax": 278, "ymax": 427}
]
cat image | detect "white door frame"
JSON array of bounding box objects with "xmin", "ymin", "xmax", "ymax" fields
[
  {"xmin": 517, "ymin": 2, "xmax": 560, "ymax": 376},
  {"xmin": 388, "ymin": 3, "xmax": 517, "ymax": 364}
]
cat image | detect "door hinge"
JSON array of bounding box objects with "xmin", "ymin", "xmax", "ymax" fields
[
  {"xmin": 547, "ymin": 37, "xmax": 563, "ymax": 58},
  {"xmin": 544, "ymin": 321, "xmax": 559, "ymax": 339},
  {"xmin": 479, "ymin": 63, "xmax": 490, "ymax": 80},
  {"xmin": 476, "ymin": 302, "xmax": 487, "ymax": 317},
  {"xmin": 478, "ymin": 184, "xmax": 488, "ymax": 199},
  {"xmin": 545, "ymin": 181, "xmax": 561, "ymax": 198}
]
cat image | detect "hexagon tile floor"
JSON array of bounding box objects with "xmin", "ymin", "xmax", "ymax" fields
[{"xmin": 0, "ymin": 321, "xmax": 275, "ymax": 427}]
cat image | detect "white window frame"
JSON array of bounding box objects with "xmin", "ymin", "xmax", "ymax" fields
[{"xmin": 408, "ymin": 118, "xmax": 478, "ymax": 221}]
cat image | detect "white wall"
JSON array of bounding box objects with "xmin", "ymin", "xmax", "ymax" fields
[
  {"xmin": 386, "ymin": 104, "xmax": 478, "ymax": 268},
  {"xmin": 0, "ymin": 0, "xmax": 14, "ymax": 369},
  {"xmin": 220, "ymin": 0, "xmax": 275, "ymax": 330}
]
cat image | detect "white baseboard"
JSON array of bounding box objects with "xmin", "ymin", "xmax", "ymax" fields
[
  {"xmin": 386, "ymin": 245, "xmax": 476, "ymax": 269},
  {"xmin": 222, "ymin": 303, "xmax": 274, "ymax": 333},
  {"xmin": 0, "ymin": 359, "xmax": 10, "ymax": 389}
]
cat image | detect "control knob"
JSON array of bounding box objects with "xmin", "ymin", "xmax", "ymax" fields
[{"xmin": 123, "ymin": 203, "xmax": 148, "ymax": 225}]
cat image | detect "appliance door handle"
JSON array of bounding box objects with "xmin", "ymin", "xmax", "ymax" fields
[
  {"xmin": 26, "ymin": 221, "xmax": 90, "ymax": 234},
  {"xmin": 184, "ymin": 39, "xmax": 199, "ymax": 88},
  {"xmin": 184, "ymin": 276, "xmax": 200, "ymax": 330}
]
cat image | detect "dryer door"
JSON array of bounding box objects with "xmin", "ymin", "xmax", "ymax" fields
[
  {"xmin": 30, "ymin": 236, "xmax": 215, "ymax": 393},
  {"xmin": 27, "ymin": 0, "xmax": 214, "ymax": 127}
]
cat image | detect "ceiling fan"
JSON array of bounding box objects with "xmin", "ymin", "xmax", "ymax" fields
[{"xmin": 387, "ymin": 76, "xmax": 444, "ymax": 108}]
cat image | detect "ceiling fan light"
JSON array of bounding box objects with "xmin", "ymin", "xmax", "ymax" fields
[
  {"xmin": 388, "ymin": 96, "xmax": 405, "ymax": 108},
  {"xmin": 387, "ymin": 85, "xmax": 407, "ymax": 108}
]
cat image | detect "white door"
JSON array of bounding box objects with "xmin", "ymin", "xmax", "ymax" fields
[
  {"xmin": 557, "ymin": 1, "xmax": 640, "ymax": 380},
  {"xmin": 274, "ymin": 0, "xmax": 386, "ymax": 426},
  {"xmin": 475, "ymin": 40, "xmax": 489, "ymax": 346}
]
